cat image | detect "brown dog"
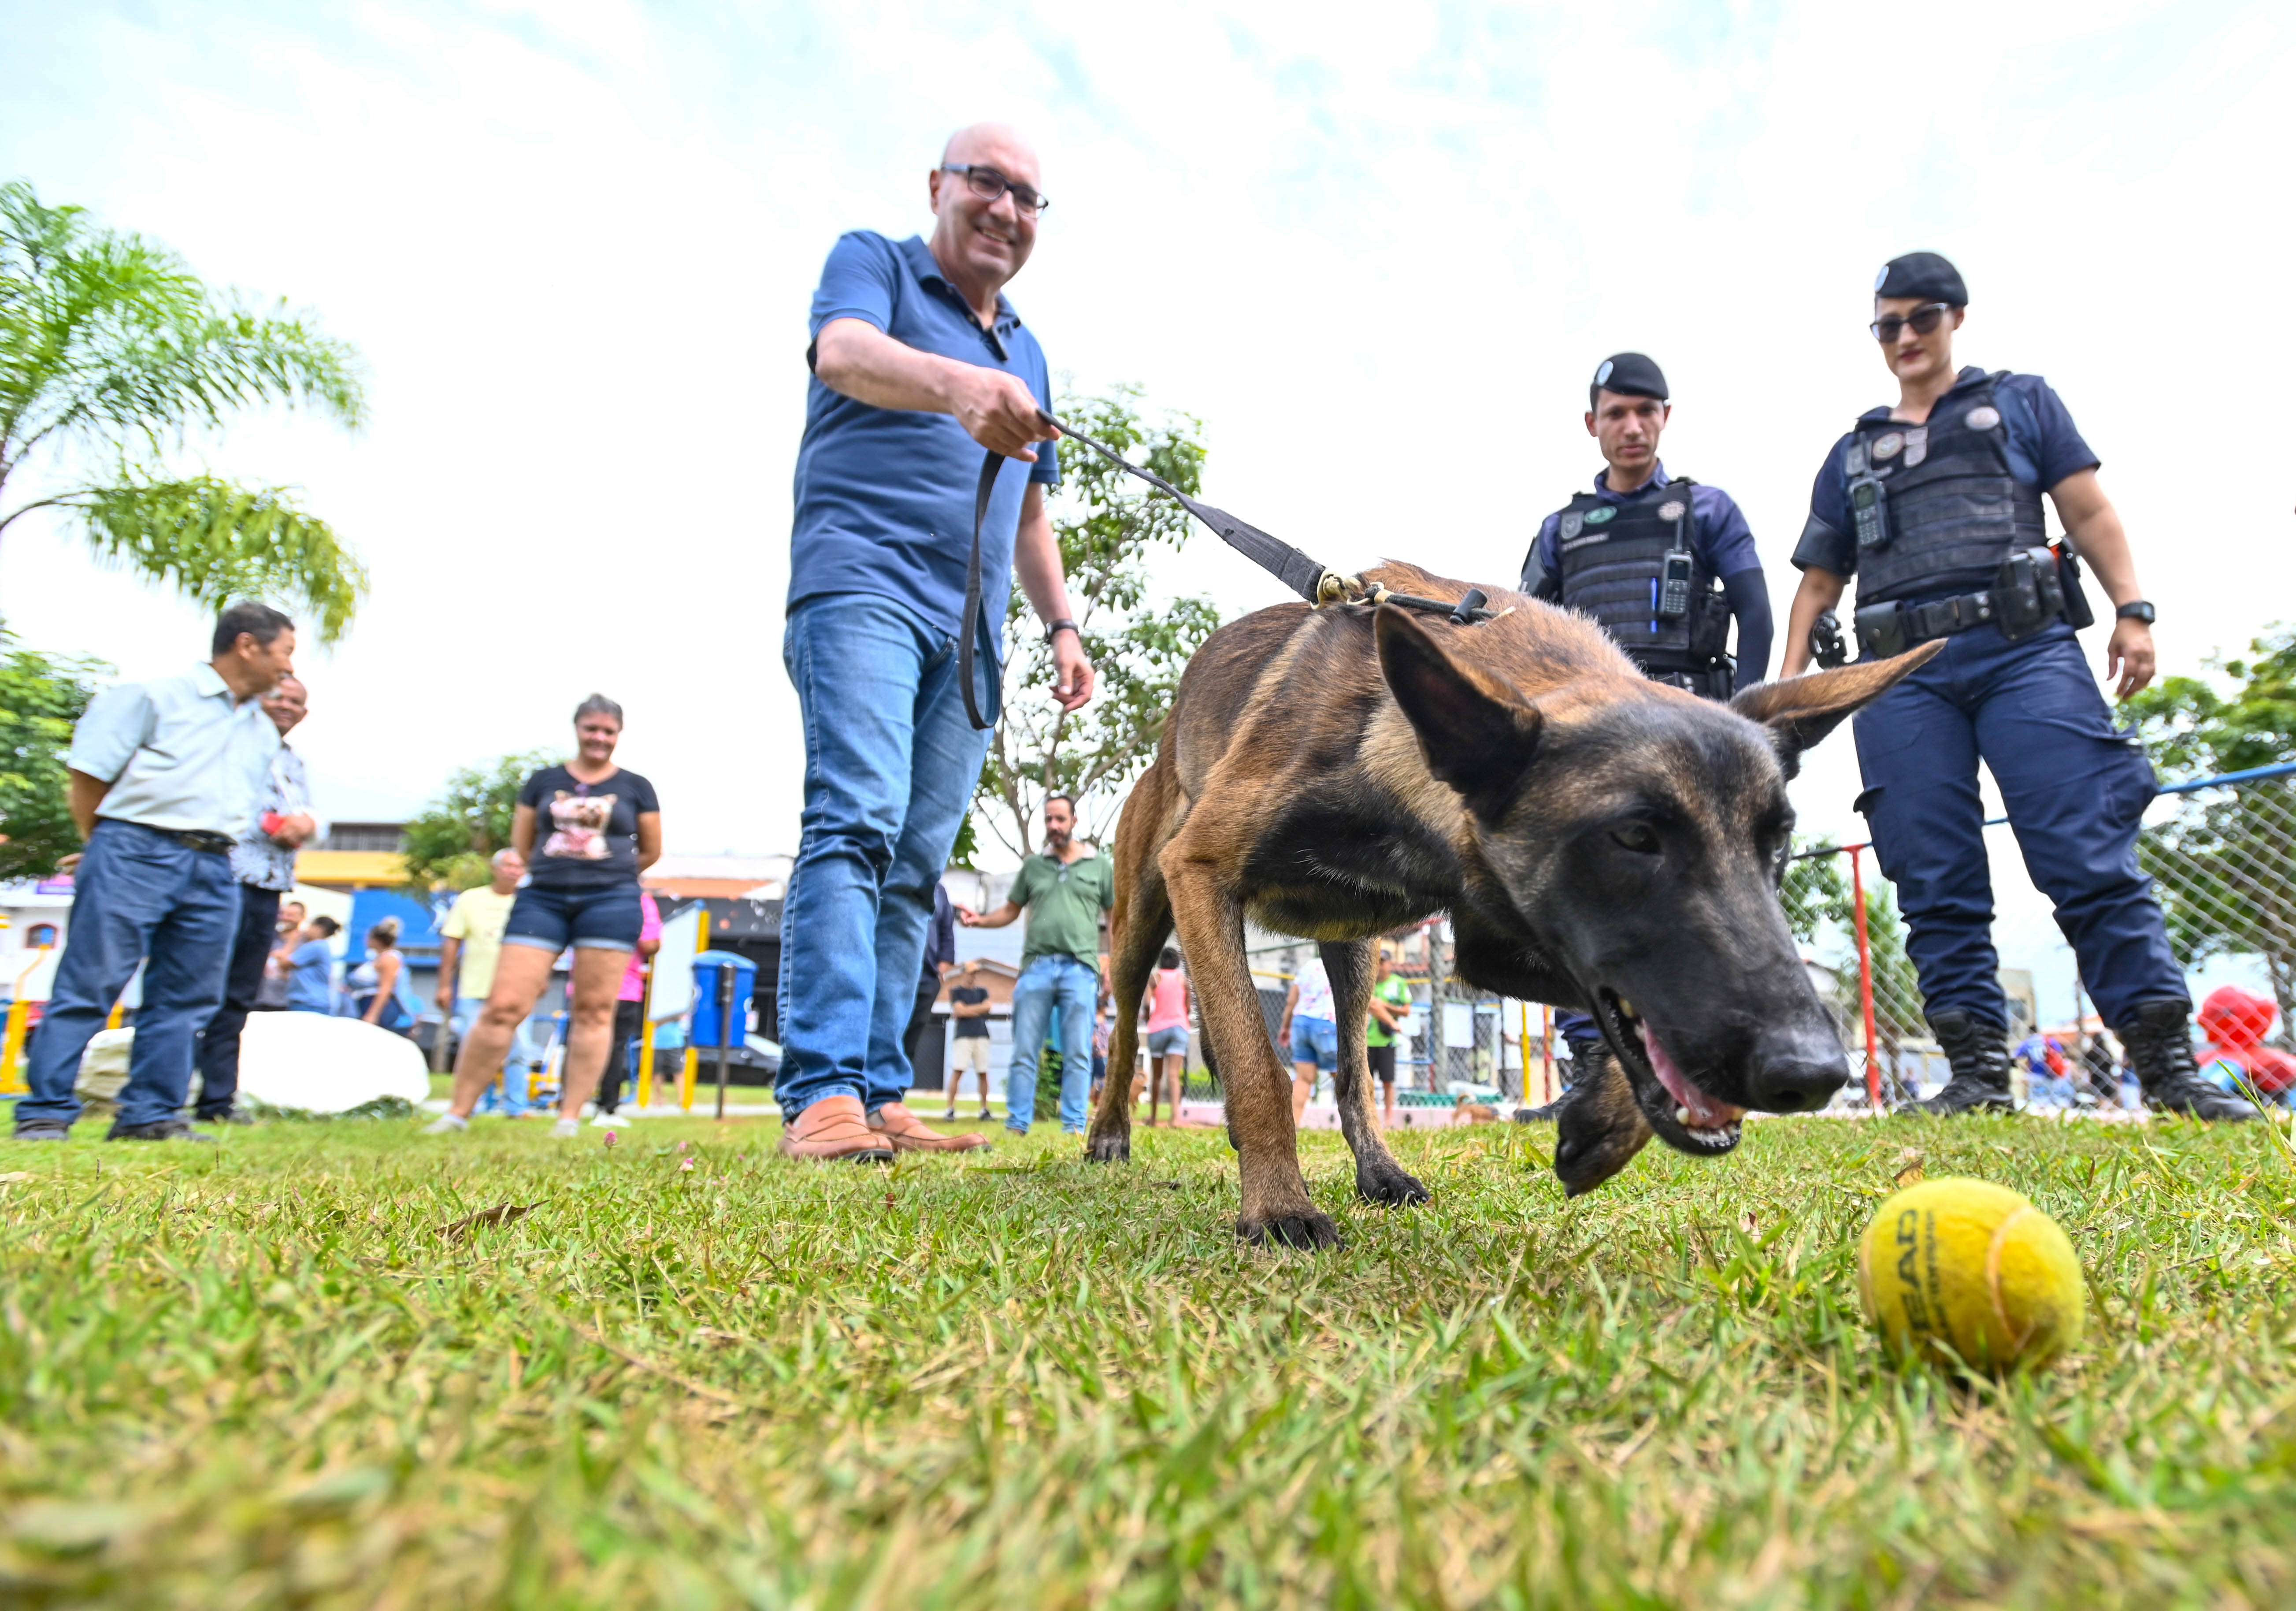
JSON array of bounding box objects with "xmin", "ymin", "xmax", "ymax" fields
[{"xmin": 1084, "ymin": 562, "xmax": 1936, "ymax": 1247}]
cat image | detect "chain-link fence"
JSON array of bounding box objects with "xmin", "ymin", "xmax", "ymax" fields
[{"xmin": 1788, "ymin": 763, "xmax": 2296, "ymax": 1113}]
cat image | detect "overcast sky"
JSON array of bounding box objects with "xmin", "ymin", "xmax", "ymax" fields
[{"xmin": 6, "ymin": 0, "xmax": 2292, "ymax": 1018}]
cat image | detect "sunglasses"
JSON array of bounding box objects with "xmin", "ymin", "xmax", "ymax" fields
[
  {"xmin": 942, "ymin": 163, "xmax": 1050, "ymax": 218},
  {"xmin": 1871, "ymin": 302, "xmax": 1952, "ymax": 342}
]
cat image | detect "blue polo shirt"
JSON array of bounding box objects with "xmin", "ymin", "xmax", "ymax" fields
[
  {"xmin": 1792, "ymin": 367, "xmax": 2098, "ymax": 578},
  {"xmin": 790, "ymin": 231, "xmax": 1059, "ymax": 653},
  {"xmin": 1519, "ymin": 464, "xmax": 1760, "ymax": 597}
]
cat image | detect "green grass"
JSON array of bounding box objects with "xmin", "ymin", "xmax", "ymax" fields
[{"xmin": 3, "ymin": 1110, "xmax": 2295, "ymax": 1608}]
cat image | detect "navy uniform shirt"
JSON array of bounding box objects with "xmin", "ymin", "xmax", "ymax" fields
[
  {"xmin": 791, "ymin": 232, "xmax": 1060, "ymax": 655},
  {"xmin": 1521, "ymin": 463, "xmax": 1762, "ymax": 598},
  {"xmin": 1792, "ymin": 366, "xmax": 2098, "ymax": 579}
]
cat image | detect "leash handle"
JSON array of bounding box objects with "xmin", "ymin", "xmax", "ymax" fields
[{"xmin": 958, "ymin": 449, "xmax": 1004, "ymax": 731}]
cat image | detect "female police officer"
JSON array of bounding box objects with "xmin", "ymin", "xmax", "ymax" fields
[
  {"xmin": 1521, "ymin": 351, "xmax": 1773, "ymax": 1090},
  {"xmin": 1778, "ymin": 252, "xmax": 2249, "ymax": 1121}
]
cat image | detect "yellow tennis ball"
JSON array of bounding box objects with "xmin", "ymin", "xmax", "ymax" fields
[{"xmin": 1856, "ymin": 1178, "xmax": 2084, "ymax": 1372}]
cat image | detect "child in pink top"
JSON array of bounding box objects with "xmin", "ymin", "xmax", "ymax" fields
[
  {"xmin": 597, "ymin": 892, "xmax": 662, "ymax": 1117},
  {"xmin": 1140, "ymin": 947, "xmax": 1199, "ymax": 1126}
]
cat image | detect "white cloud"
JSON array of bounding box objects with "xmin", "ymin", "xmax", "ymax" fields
[{"xmin": 5, "ymin": 0, "xmax": 2291, "ymax": 1018}]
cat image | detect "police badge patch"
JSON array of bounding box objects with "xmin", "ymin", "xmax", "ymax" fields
[
  {"xmin": 1585, "ymin": 505, "xmax": 1617, "ymax": 524},
  {"xmin": 1560, "ymin": 512, "xmax": 1584, "ymax": 540},
  {"xmin": 1873, "ymin": 431, "xmax": 1905, "ymax": 460},
  {"xmin": 1658, "ymin": 501, "xmax": 1686, "ymax": 522},
  {"xmin": 1965, "ymin": 405, "xmax": 2001, "ymax": 431}
]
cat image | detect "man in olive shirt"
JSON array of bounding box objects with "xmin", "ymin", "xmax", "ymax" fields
[{"xmin": 958, "ymin": 794, "xmax": 1112, "ymax": 1133}]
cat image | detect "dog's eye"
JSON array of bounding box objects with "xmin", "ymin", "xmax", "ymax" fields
[{"xmin": 1610, "ymin": 824, "xmax": 1661, "ymax": 855}]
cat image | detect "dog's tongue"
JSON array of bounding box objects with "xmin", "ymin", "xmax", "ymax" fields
[{"xmin": 1645, "ymin": 1027, "xmax": 1747, "ymax": 1128}]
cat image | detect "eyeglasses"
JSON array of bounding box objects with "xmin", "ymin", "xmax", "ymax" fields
[
  {"xmin": 942, "ymin": 163, "xmax": 1050, "ymax": 217},
  {"xmin": 1871, "ymin": 302, "xmax": 1951, "ymax": 342}
]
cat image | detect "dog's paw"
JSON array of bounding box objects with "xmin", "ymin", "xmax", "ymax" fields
[
  {"xmin": 1237, "ymin": 1208, "xmax": 1345, "ymax": 1250},
  {"xmin": 1084, "ymin": 1130, "xmax": 1131, "ymax": 1164},
  {"xmin": 1355, "ymin": 1158, "xmax": 1431, "ymax": 1207}
]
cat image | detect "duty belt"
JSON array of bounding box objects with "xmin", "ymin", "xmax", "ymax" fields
[{"xmin": 1852, "ymin": 544, "xmax": 2081, "ymax": 660}]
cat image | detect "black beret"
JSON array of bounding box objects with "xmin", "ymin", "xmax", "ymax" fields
[
  {"xmin": 1874, "ymin": 252, "xmax": 1968, "ymax": 305},
  {"xmin": 1589, "ymin": 352, "xmax": 1667, "ymax": 407}
]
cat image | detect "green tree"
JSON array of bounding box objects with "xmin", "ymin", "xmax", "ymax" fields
[
  {"xmin": 401, "ymin": 750, "xmax": 560, "ymax": 892},
  {"xmin": 0, "ymin": 180, "xmax": 369, "ymax": 640},
  {"xmin": 2125, "ymin": 627, "xmax": 2296, "ymax": 1040},
  {"xmin": 976, "ymin": 385, "xmax": 1223, "ymax": 859},
  {"xmin": 0, "ymin": 632, "xmax": 111, "ymax": 879},
  {"xmin": 1780, "ymin": 836, "xmax": 1852, "ymax": 944}
]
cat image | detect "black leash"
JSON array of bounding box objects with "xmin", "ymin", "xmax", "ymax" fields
[{"xmin": 958, "ymin": 411, "xmax": 1495, "ymax": 730}]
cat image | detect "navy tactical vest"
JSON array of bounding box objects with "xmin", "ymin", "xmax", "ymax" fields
[
  {"xmin": 1550, "ymin": 479, "xmax": 1729, "ymax": 672},
  {"xmin": 1847, "ymin": 373, "xmax": 2047, "ymax": 605}
]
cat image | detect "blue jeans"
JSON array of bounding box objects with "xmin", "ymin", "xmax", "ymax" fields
[
  {"xmin": 1006, "ymin": 954, "xmax": 1098, "ymax": 1132},
  {"xmin": 776, "ymin": 594, "xmax": 994, "ymax": 1124},
  {"xmin": 1288, "ymin": 1015, "xmax": 1339, "ymax": 1072},
  {"xmin": 17, "ymin": 820, "xmax": 242, "ymax": 1131},
  {"xmin": 1853, "ymin": 621, "xmax": 2183, "ymax": 1030},
  {"xmin": 455, "ymin": 996, "xmax": 538, "ymax": 1115}
]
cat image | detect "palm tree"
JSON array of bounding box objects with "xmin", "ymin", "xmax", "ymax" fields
[{"xmin": 0, "ymin": 179, "xmax": 368, "ymax": 640}]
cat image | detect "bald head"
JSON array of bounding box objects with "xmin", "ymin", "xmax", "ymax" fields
[
  {"xmin": 942, "ymin": 122, "xmax": 1035, "ymax": 169},
  {"xmin": 927, "ymin": 122, "xmax": 1044, "ymax": 314}
]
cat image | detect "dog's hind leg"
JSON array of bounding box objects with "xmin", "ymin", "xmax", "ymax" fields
[
  {"xmin": 1087, "ymin": 768, "xmax": 1178, "ymax": 1164},
  {"xmin": 1162, "ymin": 834, "xmax": 1339, "ymax": 1250},
  {"xmin": 1321, "ymin": 939, "xmax": 1430, "ymax": 1208}
]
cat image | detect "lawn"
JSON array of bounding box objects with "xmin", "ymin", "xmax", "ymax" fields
[{"xmin": 1, "ymin": 1109, "xmax": 2293, "ymax": 1608}]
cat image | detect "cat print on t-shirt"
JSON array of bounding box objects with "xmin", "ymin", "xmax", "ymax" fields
[{"xmin": 542, "ymin": 791, "xmax": 617, "ymax": 861}]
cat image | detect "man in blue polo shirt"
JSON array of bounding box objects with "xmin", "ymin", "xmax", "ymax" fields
[
  {"xmin": 778, "ymin": 122, "xmax": 1096, "ymax": 1163},
  {"xmin": 1779, "ymin": 251, "xmax": 2247, "ymax": 1122}
]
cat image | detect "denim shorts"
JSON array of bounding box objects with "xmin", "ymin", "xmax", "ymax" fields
[
  {"xmin": 503, "ymin": 882, "xmax": 642, "ymax": 954},
  {"xmin": 1146, "ymin": 1025, "xmax": 1190, "ymax": 1058},
  {"xmin": 1289, "ymin": 1015, "xmax": 1338, "ymax": 1072}
]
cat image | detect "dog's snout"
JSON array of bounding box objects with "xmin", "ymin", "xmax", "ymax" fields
[{"xmin": 1746, "ymin": 1029, "xmax": 1849, "ymax": 1113}]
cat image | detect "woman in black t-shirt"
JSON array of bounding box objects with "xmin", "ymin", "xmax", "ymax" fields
[{"xmin": 427, "ymin": 694, "xmax": 662, "ymax": 1139}]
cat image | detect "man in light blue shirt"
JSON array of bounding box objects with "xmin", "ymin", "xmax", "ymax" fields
[{"xmin": 12, "ymin": 602, "xmax": 296, "ymax": 1143}]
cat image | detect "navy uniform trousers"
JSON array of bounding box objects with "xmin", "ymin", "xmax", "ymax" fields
[{"xmin": 1851, "ymin": 619, "xmax": 2183, "ymax": 1031}]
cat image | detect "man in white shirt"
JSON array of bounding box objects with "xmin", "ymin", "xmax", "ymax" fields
[
  {"xmin": 14, "ymin": 603, "xmax": 295, "ymax": 1142},
  {"xmin": 193, "ymin": 675, "xmax": 320, "ymax": 1124}
]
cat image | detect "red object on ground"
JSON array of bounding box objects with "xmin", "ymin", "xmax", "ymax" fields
[{"xmin": 2197, "ymin": 985, "xmax": 2296, "ymax": 1095}]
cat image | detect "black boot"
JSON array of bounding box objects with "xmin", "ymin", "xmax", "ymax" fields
[
  {"xmin": 2118, "ymin": 999, "xmax": 2257, "ymax": 1121},
  {"xmin": 1913, "ymin": 1010, "xmax": 2015, "ymax": 1115}
]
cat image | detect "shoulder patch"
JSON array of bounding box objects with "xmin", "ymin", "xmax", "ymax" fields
[{"xmin": 1559, "ymin": 512, "xmax": 1584, "ymax": 540}]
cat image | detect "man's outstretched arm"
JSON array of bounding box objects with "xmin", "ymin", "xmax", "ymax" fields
[{"xmin": 813, "ymin": 318, "xmax": 1054, "ymax": 460}]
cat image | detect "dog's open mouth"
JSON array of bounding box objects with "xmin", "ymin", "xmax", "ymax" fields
[{"xmin": 1596, "ymin": 990, "xmax": 1747, "ymax": 1154}]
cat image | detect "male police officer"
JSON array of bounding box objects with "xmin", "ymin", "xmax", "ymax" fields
[
  {"xmin": 1778, "ymin": 252, "xmax": 2248, "ymax": 1121},
  {"xmin": 1521, "ymin": 353, "xmax": 1773, "ymax": 1077}
]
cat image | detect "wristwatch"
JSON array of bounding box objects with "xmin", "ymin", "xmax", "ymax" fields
[
  {"xmin": 1044, "ymin": 617, "xmax": 1079, "ymax": 643},
  {"xmin": 2115, "ymin": 601, "xmax": 2156, "ymax": 624}
]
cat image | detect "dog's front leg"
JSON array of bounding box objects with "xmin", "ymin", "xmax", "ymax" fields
[
  {"xmin": 1551, "ymin": 1042, "xmax": 1654, "ymax": 1196},
  {"xmin": 1321, "ymin": 939, "xmax": 1429, "ymax": 1208},
  {"xmin": 1161, "ymin": 841, "xmax": 1340, "ymax": 1250}
]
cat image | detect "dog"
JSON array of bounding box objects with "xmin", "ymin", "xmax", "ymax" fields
[{"xmin": 1083, "ymin": 562, "xmax": 1937, "ymax": 1247}]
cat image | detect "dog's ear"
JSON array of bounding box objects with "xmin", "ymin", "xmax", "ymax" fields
[
  {"xmin": 1376, "ymin": 605, "xmax": 1542, "ymax": 819},
  {"xmin": 1728, "ymin": 642, "xmax": 1943, "ymax": 779}
]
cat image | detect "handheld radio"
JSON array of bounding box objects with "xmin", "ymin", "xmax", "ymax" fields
[{"xmin": 1846, "ymin": 440, "xmax": 1891, "ymax": 552}]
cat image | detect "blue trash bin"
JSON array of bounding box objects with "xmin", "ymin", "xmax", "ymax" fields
[{"xmin": 690, "ymin": 950, "xmax": 757, "ymax": 1053}]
